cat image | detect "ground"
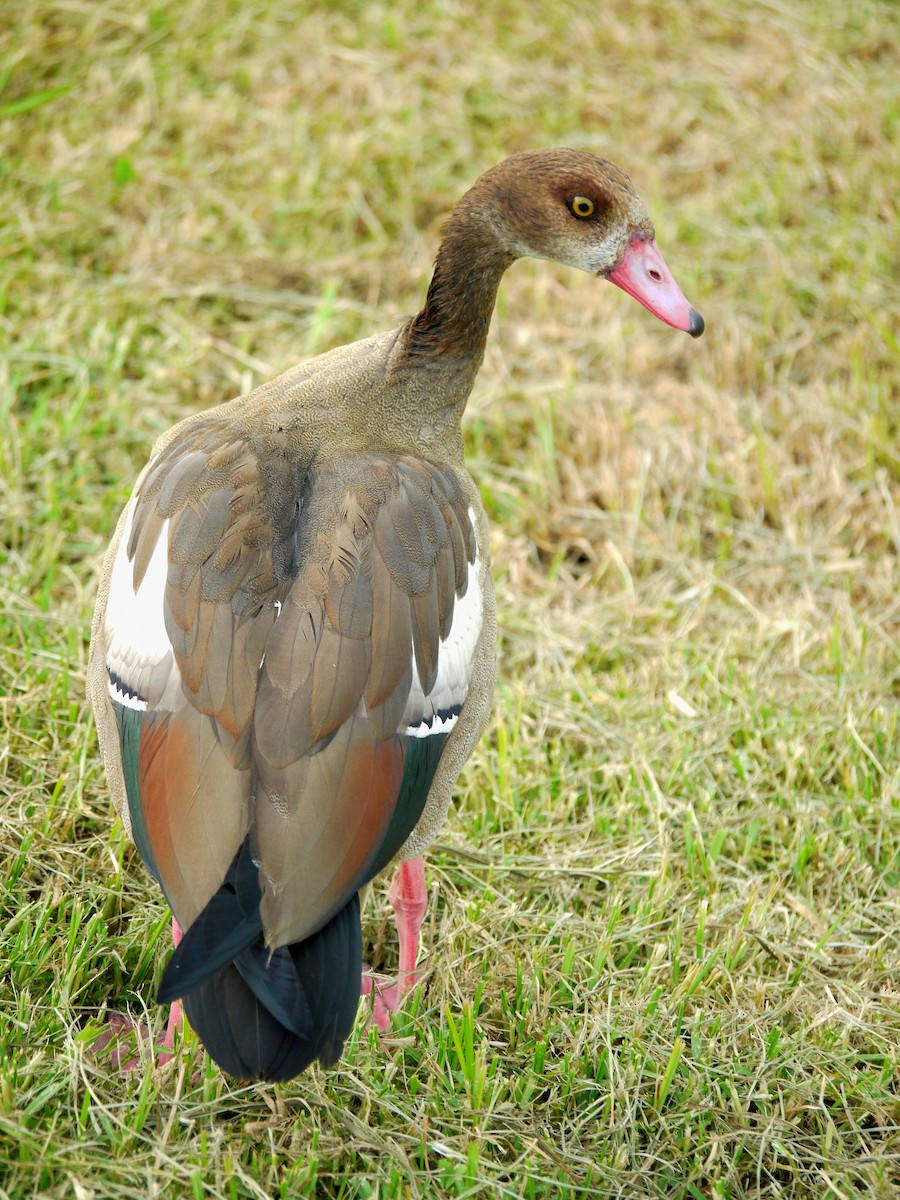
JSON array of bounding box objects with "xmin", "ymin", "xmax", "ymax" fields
[{"xmin": 0, "ymin": 1, "xmax": 898, "ymax": 1197}]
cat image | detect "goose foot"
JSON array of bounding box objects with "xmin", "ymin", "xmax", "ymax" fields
[
  {"xmin": 359, "ymin": 969, "xmax": 402, "ymax": 1032},
  {"xmin": 92, "ymin": 918, "xmax": 184, "ymax": 1070},
  {"xmin": 91, "ymin": 1000, "xmax": 183, "ymax": 1070},
  {"xmin": 360, "ymin": 857, "xmax": 427, "ymax": 1031}
]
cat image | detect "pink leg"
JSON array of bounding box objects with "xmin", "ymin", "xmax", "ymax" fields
[
  {"xmin": 361, "ymin": 857, "xmax": 428, "ymax": 1032},
  {"xmin": 156, "ymin": 918, "xmax": 183, "ymax": 1064},
  {"xmin": 93, "ymin": 917, "xmax": 184, "ymax": 1070},
  {"xmin": 391, "ymin": 856, "xmax": 427, "ymax": 988}
]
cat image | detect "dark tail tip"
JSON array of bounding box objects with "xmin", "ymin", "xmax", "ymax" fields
[{"xmin": 180, "ymin": 893, "xmax": 362, "ymax": 1082}]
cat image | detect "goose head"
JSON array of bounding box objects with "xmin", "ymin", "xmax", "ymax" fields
[{"xmin": 462, "ymin": 148, "xmax": 704, "ymax": 337}]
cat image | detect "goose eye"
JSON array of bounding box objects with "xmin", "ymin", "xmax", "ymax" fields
[{"xmin": 568, "ymin": 195, "xmax": 596, "ymax": 219}]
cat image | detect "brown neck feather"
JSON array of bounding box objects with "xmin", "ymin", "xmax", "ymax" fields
[{"xmin": 403, "ymin": 194, "xmax": 517, "ymax": 371}]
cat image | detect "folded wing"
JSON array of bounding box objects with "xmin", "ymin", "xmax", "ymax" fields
[{"xmin": 97, "ymin": 427, "xmax": 481, "ymax": 1078}]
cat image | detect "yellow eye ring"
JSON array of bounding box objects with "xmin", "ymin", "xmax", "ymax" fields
[{"xmin": 568, "ymin": 195, "xmax": 596, "ymax": 219}]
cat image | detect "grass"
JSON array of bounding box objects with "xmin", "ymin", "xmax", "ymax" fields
[{"xmin": 1, "ymin": 0, "xmax": 898, "ymax": 1196}]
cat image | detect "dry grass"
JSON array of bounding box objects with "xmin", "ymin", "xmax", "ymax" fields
[{"xmin": 1, "ymin": 1, "xmax": 898, "ymax": 1197}]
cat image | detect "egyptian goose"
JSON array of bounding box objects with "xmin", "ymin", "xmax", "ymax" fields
[{"xmin": 87, "ymin": 149, "xmax": 703, "ymax": 1082}]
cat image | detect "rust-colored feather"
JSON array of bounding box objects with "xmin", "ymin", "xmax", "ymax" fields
[
  {"xmin": 254, "ymin": 719, "xmax": 405, "ymax": 948},
  {"xmin": 137, "ymin": 706, "xmax": 250, "ymax": 928}
]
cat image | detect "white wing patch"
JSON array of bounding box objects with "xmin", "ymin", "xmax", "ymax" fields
[
  {"xmin": 403, "ymin": 526, "xmax": 483, "ymax": 739},
  {"xmin": 104, "ymin": 496, "xmax": 182, "ymax": 710},
  {"xmin": 108, "ymin": 671, "xmax": 149, "ymax": 712},
  {"xmin": 405, "ymin": 708, "xmax": 461, "ymax": 739}
]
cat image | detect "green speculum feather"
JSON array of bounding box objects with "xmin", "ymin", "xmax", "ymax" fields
[
  {"xmin": 113, "ymin": 701, "xmax": 162, "ymax": 887},
  {"xmin": 366, "ymin": 731, "xmax": 450, "ymax": 882}
]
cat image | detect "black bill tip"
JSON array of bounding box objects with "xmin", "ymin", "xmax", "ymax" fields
[{"xmin": 688, "ymin": 308, "xmax": 705, "ymax": 338}]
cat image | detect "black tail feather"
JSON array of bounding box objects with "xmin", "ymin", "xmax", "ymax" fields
[
  {"xmin": 235, "ymin": 942, "xmax": 312, "ymax": 1037},
  {"xmin": 180, "ymin": 892, "xmax": 362, "ymax": 1082},
  {"xmin": 157, "ymin": 841, "xmax": 262, "ymax": 1005}
]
